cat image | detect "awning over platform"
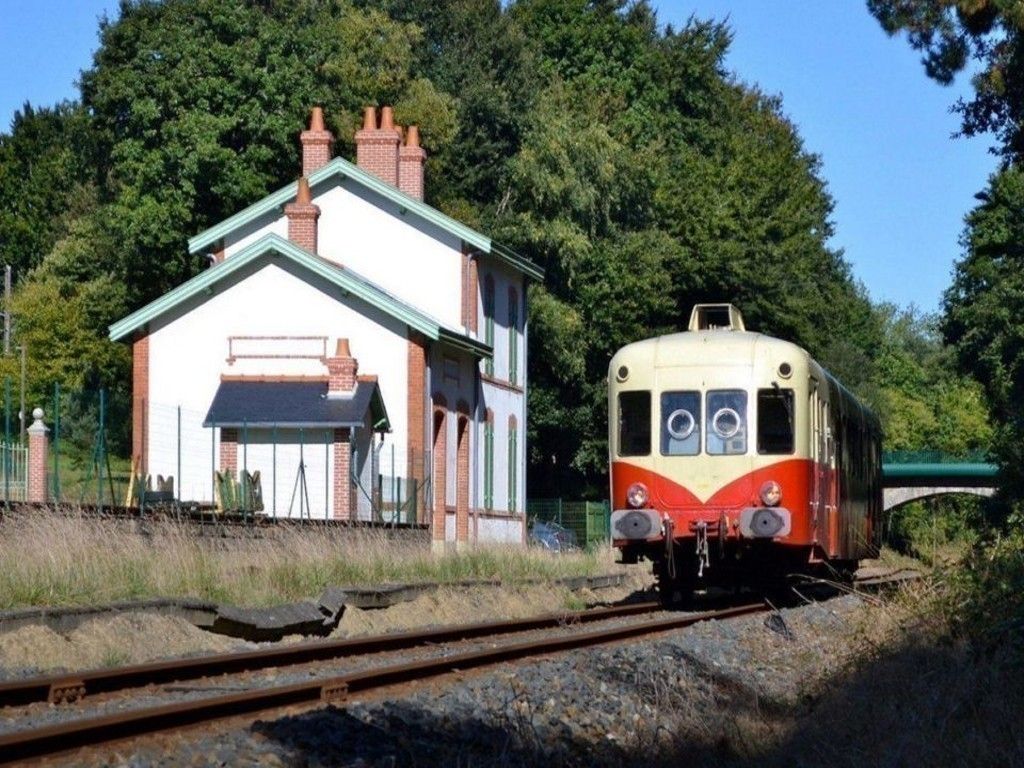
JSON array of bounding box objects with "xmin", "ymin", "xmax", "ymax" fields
[{"xmin": 203, "ymin": 379, "xmax": 389, "ymax": 431}]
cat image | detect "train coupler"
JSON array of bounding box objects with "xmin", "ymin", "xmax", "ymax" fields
[
  {"xmin": 662, "ymin": 516, "xmax": 676, "ymax": 579},
  {"xmin": 695, "ymin": 521, "xmax": 709, "ymax": 577}
]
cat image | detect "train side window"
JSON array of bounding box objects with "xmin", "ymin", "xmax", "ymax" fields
[
  {"xmin": 618, "ymin": 391, "xmax": 651, "ymax": 456},
  {"xmin": 757, "ymin": 388, "xmax": 794, "ymax": 454},
  {"xmin": 660, "ymin": 391, "xmax": 701, "ymax": 456},
  {"xmin": 706, "ymin": 390, "xmax": 747, "ymax": 455}
]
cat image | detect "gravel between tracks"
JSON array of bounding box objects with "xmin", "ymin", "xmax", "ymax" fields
[{"xmin": 51, "ymin": 593, "xmax": 878, "ymax": 767}]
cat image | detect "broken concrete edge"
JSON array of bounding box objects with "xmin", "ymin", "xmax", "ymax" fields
[{"xmin": 0, "ymin": 572, "xmax": 627, "ymax": 641}]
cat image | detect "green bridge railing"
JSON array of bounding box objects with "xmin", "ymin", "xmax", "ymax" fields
[{"xmin": 882, "ymin": 450, "xmax": 990, "ymax": 465}]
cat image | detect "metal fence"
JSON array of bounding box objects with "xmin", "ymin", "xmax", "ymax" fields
[
  {"xmin": 0, "ymin": 441, "xmax": 26, "ymax": 502},
  {"xmin": 526, "ymin": 499, "xmax": 611, "ymax": 549},
  {"xmin": 140, "ymin": 398, "xmax": 427, "ymax": 522},
  {"xmin": 0, "ymin": 382, "xmax": 428, "ymax": 523}
]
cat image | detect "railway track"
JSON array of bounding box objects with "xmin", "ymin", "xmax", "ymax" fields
[
  {"xmin": 0, "ymin": 601, "xmax": 766, "ymax": 764},
  {"xmin": 0, "ymin": 600, "xmax": 663, "ymax": 708}
]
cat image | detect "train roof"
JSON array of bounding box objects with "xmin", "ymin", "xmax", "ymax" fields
[
  {"xmin": 613, "ymin": 304, "xmax": 809, "ymax": 362},
  {"xmin": 612, "ymin": 328, "xmax": 810, "ymax": 362}
]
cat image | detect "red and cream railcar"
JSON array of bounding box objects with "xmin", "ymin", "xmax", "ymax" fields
[{"xmin": 608, "ymin": 304, "xmax": 882, "ymax": 594}]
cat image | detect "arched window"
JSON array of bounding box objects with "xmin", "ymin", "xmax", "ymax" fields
[
  {"xmin": 483, "ymin": 408, "xmax": 495, "ymax": 510},
  {"xmin": 508, "ymin": 287, "xmax": 519, "ymax": 385},
  {"xmin": 508, "ymin": 415, "xmax": 518, "ymax": 513},
  {"xmin": 483, "ymin": 274, "xmax": 495, "ymax": 376}
]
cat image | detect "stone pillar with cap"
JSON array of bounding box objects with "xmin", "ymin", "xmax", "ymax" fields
[{"xmin": 27, "ymin": 407, "xmax": 49, "ymax": 503}]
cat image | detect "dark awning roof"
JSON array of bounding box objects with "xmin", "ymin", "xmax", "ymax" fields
[{"xmin": 203, "ymin": 379, "xmax": 389, "ymax": 431}]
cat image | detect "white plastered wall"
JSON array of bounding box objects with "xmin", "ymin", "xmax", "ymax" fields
[
  {"xmin": 477, "ymin": 516, "xmax": 525, "ymax": 544},
  {"xmin": 222, "ymin": 178, "xmax": 463, "ymax": 330},
  {"xmin": 145, "ymin": 257, "xmax": 408, "ymax": 505}
]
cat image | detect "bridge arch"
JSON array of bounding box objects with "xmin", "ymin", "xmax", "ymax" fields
[
  {"xmin": 883, "ymin": 486, "xmax": 995, "ymax": 512},
  {"xmin": 882, "ymin": 453, "xmax": 998, "ymax": 512}
]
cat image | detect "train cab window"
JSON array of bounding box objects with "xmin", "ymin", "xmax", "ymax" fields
[
  {"xmin": 757, "ymin": 388, "xmax": 794, "ymax": 454},
  {"xmin": 661, "ymin": 391, "xmax": 701, "ymax": 456},
  {"xmin": 618, "ymin": 391, "xmax": 651, "ymax": 456},
  {"xmin": 706, "ymin": 390, "xmax": 747, "ymax": 455}
]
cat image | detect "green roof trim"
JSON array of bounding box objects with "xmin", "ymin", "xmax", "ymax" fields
[
  {"xmin": 109, "ymin": 234, "xmax": 492, "ymax": 360},
  {"xmin": 490, "ymin": 240, "xmax": 544, "ymax": 281},
  {"xmin": 186, "ymin": 157, "xmax": 543, "ymax": 280}
]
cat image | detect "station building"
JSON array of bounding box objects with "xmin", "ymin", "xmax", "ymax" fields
[{"xmin": 110, "ymin": 107, "xmax": 543, "ymax": 547}]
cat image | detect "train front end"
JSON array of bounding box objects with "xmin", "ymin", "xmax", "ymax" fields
[{"xmin": 608, "ymin": 305, "xmax": 814, "ymax": 589}]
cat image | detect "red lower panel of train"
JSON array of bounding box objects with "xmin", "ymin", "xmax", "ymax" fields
[{"xmin": 611, "ymin": 459, "xmax": 833, "ymax": 549}]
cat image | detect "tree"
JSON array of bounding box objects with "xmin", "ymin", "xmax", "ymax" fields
[
  {"xmin": 867, "ymin": 0, "xmax": 1024, "ymax": 157},
  {"xmin": 943, "ymin": 166, "xmax": 1024, "ymax": 502},
  {"xmin": 494, "ymin": 2, "xmax": 881, "ymax": 495},
  {"xmin": 360, "ymin": 0, "xmax": 537, "ymax": 208},
  {"xmin": 870, "ymin": 303, "xmax": 991, "ymax": 454},
  {"xmin": 0, "ymin": 103, "xmax": 97, "ymax": 277},
  {"xmin": 80, "ymin": 0, "xmax": 455, "ymax": 306}
]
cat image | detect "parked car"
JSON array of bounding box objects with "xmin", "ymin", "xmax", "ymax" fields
[{"xmin": 529, "ymin": 520, "xmax": 578, "ymax": 552}]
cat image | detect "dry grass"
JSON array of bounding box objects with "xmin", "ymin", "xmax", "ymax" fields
[
  {"xmin": 763, "ymin": 575, "xmax": 1024, "ymax": 767},
  {"xmin": 668, "ymin": 576, "xmax": 1024, "ymax": 767},
  {"xmin": 0, "ymin": 613, "xmax": 243, "ymax": 672},
  {"xmin": 0, "ymin": 510, "xmax": 618, "ymax": 610}
]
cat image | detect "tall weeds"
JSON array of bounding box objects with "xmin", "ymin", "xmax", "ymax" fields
[{"xmin": 0, "ymin": 510, "xmax": 613, "ymax": 609}]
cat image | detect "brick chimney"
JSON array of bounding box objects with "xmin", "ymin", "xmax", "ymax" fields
[
  {"xmin": 355, "ymin": 106, "xmax": 400, "ymax": 186},
  {"xmin": 300, "ymin": 106, "xmax": 334, "ymax": 176},
  {"xmin": 325, "ymin": 338, "xmax": 358, "ymax": 398},
  {"xmin": 398, "ymin": 124, "xmax": 426, "ymax": 200},
  {"xmin": 285, "ymin": 177, "xmax": 320, "ymax": 253}
]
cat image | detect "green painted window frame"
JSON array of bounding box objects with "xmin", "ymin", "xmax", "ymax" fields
[
  {"xmin": 484, "ymin": 418, "xmax": 494, "ymax": 510},
  {"xmin": 483, "ymin": 275, "xmax": 495, "ymax": 376},
  {"xmin": 508, "ymin": 422, "xmax": 517, "ymax": 513},
  {"xmin": 508, "ymin": 287, "xmax": 518, "ymax": 386}
]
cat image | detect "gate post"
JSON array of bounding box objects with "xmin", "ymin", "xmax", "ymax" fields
[{"xmin": 27, "ymin": 407, "xmax": 49, "ymax": 503}]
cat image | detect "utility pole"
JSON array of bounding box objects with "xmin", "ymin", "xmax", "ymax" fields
[
  {"xmin": 17, "ymin": 344, "xmax": 25, "ymax": 442},
  {"xmin": 3, "ymin": 265, "xmax": 10, "ymax": 357}
]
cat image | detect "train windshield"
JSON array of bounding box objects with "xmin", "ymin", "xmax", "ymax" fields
[
  {"xmin": 618, "ymin": 391, "xmax": 651, "ymax": 456},
  {"xmin": 706, "ymin": 390, "xmax": 748, "ymax": 455},
  {"xmin": 660, "ymin": 391, "xmax": 701, "ymax": 455},
  {"xmin": 757, "ymin": 388, "xmax": 794, "ymax": 454}
]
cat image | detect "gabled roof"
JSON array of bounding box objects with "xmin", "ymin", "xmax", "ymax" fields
[
  {"xmin": 187, "ymin": 157, "xmax": 544, "ymax": 281},
  {"xmin": 203, "ymin": 379, "xmax": 390, "ymax": 431},
  {"xmin": 108, "ymin": 233, "xmax": 492, "ymax": 359}
]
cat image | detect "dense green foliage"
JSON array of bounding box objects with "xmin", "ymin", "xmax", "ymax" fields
[
  {"xmin": 0, "ymin": 0, "xmax": 977, "ymax": 493},
  {"xmin": 869, "ymin": 0, "xmax": 1024, "ymax": 518},
  {"xmin": 944, "ymin": 167, "xmax": 1024, "ymax": 510}
]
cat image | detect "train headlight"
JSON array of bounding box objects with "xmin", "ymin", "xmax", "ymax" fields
[
  {"xmin": 759, "ymin": 480, "xmax": 782, "ymax": 507},
  {"xmin": 626, "ymin": 482, "xmax": 649, "ymax": 509}
]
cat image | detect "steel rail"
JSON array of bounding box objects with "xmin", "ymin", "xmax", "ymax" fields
[
  {"xmin": 0, "ymin": 603, "xmax": 765, "ymax": 765},
  {"xmin": 0, "ymin": 601, "xmax": 662, "ymax": 708}
]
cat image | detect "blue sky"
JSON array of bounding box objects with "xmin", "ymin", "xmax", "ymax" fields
[{"xmin": 0, "ymin": 1, "xmax": 997, "ymax": 314}]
